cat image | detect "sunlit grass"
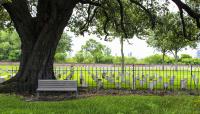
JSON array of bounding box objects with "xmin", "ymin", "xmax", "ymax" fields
[{"xmin": 0, "ymin": 94, "xmax": 199, "ymax": 114}]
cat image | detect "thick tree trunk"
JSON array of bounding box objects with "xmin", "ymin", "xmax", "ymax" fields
[
  {"xmin": 3, "ymin": 26, "xmax": 66, "ymax": 93},
  {"xmin": 1, "ymin": 0, "xmax": 77, "ymax": 93},
  {"xmin": 174, "ymin": 50, "xmax": 178, "ymax": 71},
  {"xmin": 120, "ymin": 37, "xmax": 125, "ymax": 75},
  {"xmin": 162, "ymin": 51, "xmax": 165, "ymax": 70}
]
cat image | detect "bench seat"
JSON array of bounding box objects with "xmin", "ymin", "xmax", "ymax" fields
[{"xmin": 37, "ymin": 80, "xmax": 78, "ymax": 97}]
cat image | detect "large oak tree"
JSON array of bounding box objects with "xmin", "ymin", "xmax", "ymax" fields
[{"xmin": 0, "ymin": 0, "xmax": 199, "ymax": 93}]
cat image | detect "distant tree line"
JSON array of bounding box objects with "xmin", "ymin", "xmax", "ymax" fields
[{"xmin": 1, "ymin": 31, "xmax": 200, "ymax": 65}]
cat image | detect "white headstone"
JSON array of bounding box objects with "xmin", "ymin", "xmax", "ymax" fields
[
  {"xmin": 149, "ymin": 82, "xmax": 154, "ymax": 90},
  {"xmin": 105, "ymin": 76, "xmax": 109, "ymax": 80},
  {"xmin": 153, "ymin": 80, "xmax": 157, "ymax": 86},
  {"xmin": 136, "ymin": 76, "xmax": 140, "ymax": 80},
  {"xmin": 192, "ymin": 75, "xmax": 196, "ymax": 80},
  {"xmin": 102, "ymin": 70, "xmax": 107, "ymax": 74},
  {"xmin": 115, "ymin": 83, "xmax": 121, "ymax": 88},
  {"xmin": 126, "ymin": 72, "xmax": 130, "ymax": 76},
  {"xmin": 170, "ymin": 79, "xmax": 174, "ymax": 86},
  {"xmin": 164, "ymin": 82, "xmax": 168, "ymax": 89},
  {"xmin": 146, "ymin": 74, "xmax": 149, "ymax": 79},
  {"xmin": 195, "ymin": 78, "xmax": 199, "ymax": 88},
  {"xmin": 143, "ymin": 77, "xmax": 146, "ymax": 82},
  {"xmin": 140, "ymin": 80, "xmax": 144, "ymax": 86},
  {"xmin": 81, "ymin": 82, "xmax": 88, "ymax": 87},
  {"xmin": 180, "ymin": 79, "xmax": 187, "ymax": 89},
  {"xmin": 171, "ymin": 76, "xmax": 175, "ymax": 80},
  {"xmin": 121, "ymin": 77, "xmax": 125, "ymax": 83},
  {"xmin": 158, "ymin": 76, "xmax": 162, "ymax": 82},
  {"xmin": 155, "ymin": 74, "xmax": 158, "ymax": 78},
  {"xmin": 92, "ymin": 74, "xmax": 97, "ymax": 82},
  {"xmin": 97, "ymin": 79, "xmax": 103, "ymax": 89},
  {"xmin": 108, "ymin": 77, "xmax": 114, "ymax": 83}
]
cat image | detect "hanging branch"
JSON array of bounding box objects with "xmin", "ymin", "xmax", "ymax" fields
[
  {"xmin": 116, "ymin": 0, "xmax": 128, "ymax": 38},
  {"xmin": 171, "ymin": 0, "xmax": 200, "ymax": 29},
  {"xmin": 102, "ymin": 9, "xmax": 110, "ymax": 41},
  {"xmin": 178, "ymin": 6, "xmax": 187, "ymax": 38},
  {"xmin": 79, "ymin": 6, "xmax": 99, "ymax": 35},
  {"xmin": 130, "ymin": 0, "xmax": 156, "ymax": 29}
]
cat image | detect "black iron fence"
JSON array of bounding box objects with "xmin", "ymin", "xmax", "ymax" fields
[{"xmin": 1, "ymin": 64, "xmax": 200, "ymax": 93}]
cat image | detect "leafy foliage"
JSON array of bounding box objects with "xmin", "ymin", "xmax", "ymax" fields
[
  {"xmin": 147, "ymin": 13, "xmax": 199, "ymax": 61},
  {"xmin": 0, "ymin": 31, "xmax": 20, "ymax": 61},
  {"xmin": 54, "ymin": 33, "xmax": 72, "ymax": 62},
  {"xmin": 75, "ymin": 39, "xmax": 112, "ymax": 63}
]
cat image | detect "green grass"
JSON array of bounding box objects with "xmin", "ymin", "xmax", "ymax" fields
[{"xmin": 0, "ymin": 94, "xmax": 200, "ymax": 114}]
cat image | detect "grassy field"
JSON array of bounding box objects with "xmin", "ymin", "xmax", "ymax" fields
[
  {"xmin": 1, "ymin": 64, "xmax": 200, "ymax": 90},
  {"xmin": 0, "ymin": 94, "xmax": 200, "ymax": 114}
]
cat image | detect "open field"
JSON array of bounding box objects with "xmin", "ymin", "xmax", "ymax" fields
[
  {"xmin": 1, "ymin": 64, "xmax": 200, "ymax": 91},
  {"xmin": 0, "ymin": 94, "xmax": 199, "ymax": 114}
]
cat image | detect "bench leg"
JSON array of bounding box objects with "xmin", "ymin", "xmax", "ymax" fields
[
  {"xmin": 36, "ymin": 91, "xmax": 39, "ymax": 99},
  {"xmin": 75, "ymin": 91, "xmax": 78, "ymax": 98}
]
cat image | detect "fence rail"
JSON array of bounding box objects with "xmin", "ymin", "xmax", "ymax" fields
[{"xmin": 1, "ymin": 64, "xmax": 200, "ymax": 93}]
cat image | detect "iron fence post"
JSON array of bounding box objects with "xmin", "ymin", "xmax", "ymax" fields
[
  {"xmin": 132, "ymin": 64, "xmax": 135, "ymax": 90},
  {"xmin": 190, "ymin": 64, "xmax": 192, "ymax": 91}
]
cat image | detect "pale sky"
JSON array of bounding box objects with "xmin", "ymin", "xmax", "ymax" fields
[{"xmin": 68, "ymin": 32, "xmax": 199, "ymax": 59}]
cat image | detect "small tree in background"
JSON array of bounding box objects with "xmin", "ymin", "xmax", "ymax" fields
[
  {"xmin": 147, "ymin": 13, "xmax": 199, "ymax": 69},
  {"xmin": 0, "ymin": 31, "xmax": 20, "ymax": 61},
  {"xmin": 54, "ymin": 33, "xmax": 72, "ymax": 62},
  {"xmin": 75, "ymin": 39, "xmax": 112, "ymax": 63}
]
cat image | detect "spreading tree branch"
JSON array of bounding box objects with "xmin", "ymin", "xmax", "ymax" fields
[
  {"xmin": 130, "ymin": 0, "xmax": 156, "ymax": 29},
  {"xmin": 79, "ymin": 6, "xmax": 99, "ymax": 35},
  {"xmin": 178, "ymin": 6, "xmax": 187, "ymax": 37},
  {"xmin": 171, "ymin": 0, "xmax": 200, "ymax": 29},
  {"xmin": 102, "ymin": 9, "xmax": 110, "ymax": 41},
  {"xmin": 116, "ymin": 0, "xmax": 128, "ymax": 38}
]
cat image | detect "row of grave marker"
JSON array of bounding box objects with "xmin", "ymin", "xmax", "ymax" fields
[
  {"xmin": 85, "ymin": 69, "xmax": 199, "ymax": 90},
  {"xmin": 1, "ymin": 66, "xmax": 200, "ymax": 90}
]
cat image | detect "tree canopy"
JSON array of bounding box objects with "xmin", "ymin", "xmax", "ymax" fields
[{"xmin": 147, "ymin": 13, "xmax": 199, "ymax": 56}]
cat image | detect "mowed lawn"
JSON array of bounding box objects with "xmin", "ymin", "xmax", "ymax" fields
[{"xmin": 0, "ymin": 94, "xmax": 200, "ymax": 114}]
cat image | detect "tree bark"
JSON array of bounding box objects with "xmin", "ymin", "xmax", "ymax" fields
[
  {"xmin": 120, "ymin": 37, "xmax": 125, "ymax": 75},
  {"xmin": 162, "ymin": 50, "xmax": 165, "ymax": 70},
  {"xmin": 174, "ymin": 50, "xmax": 178, "ymax": 71},
  {"xmin": 1, "ymin": 0, "xmax": 77, "ymax": 93}
]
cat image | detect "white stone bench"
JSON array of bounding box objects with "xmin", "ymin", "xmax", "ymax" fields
[{"xmin": 37, "ymin": 80, "xmax": 78, "ymax": 97}]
